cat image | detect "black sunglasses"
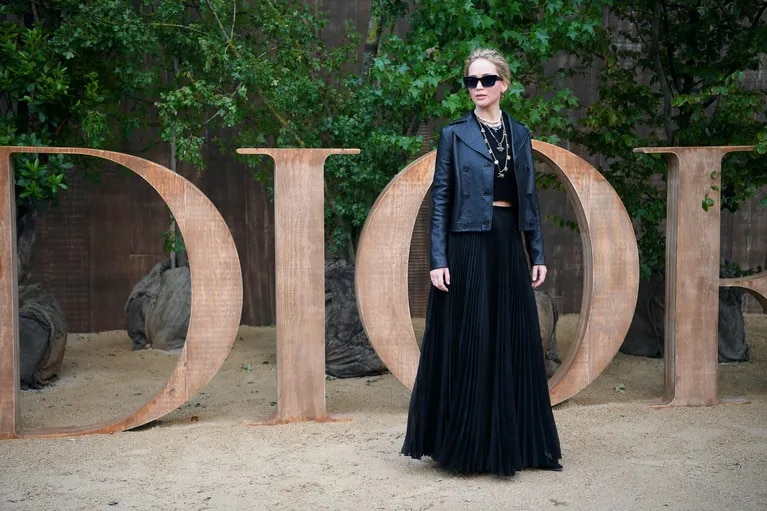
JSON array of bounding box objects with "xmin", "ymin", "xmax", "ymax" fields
[{"xmin": 462, "ymin": 75, "xmax": 501, "ymax": 89}]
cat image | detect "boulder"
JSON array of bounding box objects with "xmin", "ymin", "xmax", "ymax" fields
[
  {"xmin": 325, "ymin": 259, "xmax": 387, "ymax": 378},
  {"xmin": 125, "ymin": 260, "xmax": 190, "ymax": 350},
  {"xmin": 620, "ymin": 269, "xmax": 749, "ymax": 362},
  {"xmin": 17, "ymin": 284, "xmax": 68, "ymax": 389},
  {"xmin": 535, "ymin": 290, "xmax": 561, "ymax": 378}
]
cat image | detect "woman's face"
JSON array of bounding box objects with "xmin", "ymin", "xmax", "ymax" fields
[{"xmin": 465, "ymin": 58, "xmax": 507, "ymax": 109}]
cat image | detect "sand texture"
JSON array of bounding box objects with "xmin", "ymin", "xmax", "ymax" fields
[{"xmin": 2, "ymin": 314, "xmax": 766, "ymax": 510}]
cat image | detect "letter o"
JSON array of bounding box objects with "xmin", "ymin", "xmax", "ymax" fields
[{"xmin": 355, "ymin": 141, "xmax": 639, "ymax": 405}]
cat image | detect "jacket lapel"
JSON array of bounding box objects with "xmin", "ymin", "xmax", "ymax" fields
[
  {"xmin": 452, "ymin": 112, "xmax": 493, "ymax": 162},
  {"xmin": 504, "ymin": 111, "xmax": 519, "ymax": 163}
]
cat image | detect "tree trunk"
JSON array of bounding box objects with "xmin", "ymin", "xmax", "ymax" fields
[{"xmin": 16, "ymin": 201, "xmax": 37, "ymax": 284}]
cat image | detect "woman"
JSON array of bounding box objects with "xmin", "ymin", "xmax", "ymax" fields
[{"xmin": 401, "ymin": 48, "xmax": 562, "ymax": 476}]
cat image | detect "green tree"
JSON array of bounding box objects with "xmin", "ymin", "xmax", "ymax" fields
[
  {"xmin": 1, "ymin": 0, "xmax": 166, "ymax": 279},
  {"xmin": 318, "ymin": 0, "xmax": 613, "ymax": 254},
  {"xmin": 2, "ymin": 0, "xmax": 617, "ymax": 264},
  {"xmin": 1, "ymin": 0, "xmax": 358, "ymax": 262},
  {"xmin": 577, "ymin": 0, "xmax": 767, "ymax": 278},
  {"xmin": 0, "ymin": 0, "xmax": 156, "ymax": 202}
]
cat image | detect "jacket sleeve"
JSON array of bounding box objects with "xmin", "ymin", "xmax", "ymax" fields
[
  {"xmin": 430, "ymin": 127, "xmax": 454, "ymax": 269},
  {"xmin": 521, "ymin": 131, "xmax": 546, "ymax": 266}
]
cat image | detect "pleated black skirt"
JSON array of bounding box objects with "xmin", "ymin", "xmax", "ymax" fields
[{"xmin": 401, "ymin": 206, "xmax": 561, "ymax": 476}]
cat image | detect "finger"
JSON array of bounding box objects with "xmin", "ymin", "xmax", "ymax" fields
[
  {"xmin": 444, "ymin": 268, "xmax": 451, "ymax": 286},
  {"xmin": 530, "ymin": 267, "xmax": 540, "ymax": 288},
  {"xmin": 438, "ymin": 272, "xmax": 448, "ymax": 292}
]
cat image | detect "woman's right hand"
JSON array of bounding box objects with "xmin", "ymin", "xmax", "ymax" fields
[{"xmin": 430, "ymin": 267, "xmax": 451, "ymax": 292}]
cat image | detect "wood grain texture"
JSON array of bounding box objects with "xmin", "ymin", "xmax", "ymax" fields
[
  {"xmin": 0, "ymin": 146, "xmax": 242, "ymax": 438},
  {"xmin": 356, "ymin": 151, "xmax": 436, "ymax": 392},
  {"xmin": 356, "ymin": 142, "xmax": 640, "ymax": 406},
  {"xmin": 635, "ymin": 146, "xmax": 753, "ymax": 407},
  {"xmin": 237, "ymin": 148, "xmax": 359, "ymax": 424},
  {"xmin": 0, "ymin": 150, "xmax": 20, "ymax": 439},
  {"xmin": 534, "ymin": 141, "xmax": 639, "ymax": 405}
]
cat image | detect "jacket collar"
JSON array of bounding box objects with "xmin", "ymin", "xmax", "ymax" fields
[
  {"xmin": 451, "ymin": 111, "xmax": 517, "ymax": 163},
  {"xmin": 451, "ymin": 112, "xmax": 492, "ymax": 162}
]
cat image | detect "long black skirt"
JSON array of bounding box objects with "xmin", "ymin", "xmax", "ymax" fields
[{"xmin": 401, "ymin": 206, "xmax": 561, "ymax": 476}]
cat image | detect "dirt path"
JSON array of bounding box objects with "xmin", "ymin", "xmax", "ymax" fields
[{"xmin": 2, "ymin": 315, "xmax": 765, "ymax": 510}]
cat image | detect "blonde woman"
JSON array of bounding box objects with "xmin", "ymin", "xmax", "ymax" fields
[{"xmin": 401, "ymin": 48, "xmax": 562, "ymax": 476}]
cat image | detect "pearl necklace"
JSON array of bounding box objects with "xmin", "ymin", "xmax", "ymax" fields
[{"xmin": 474, "ymin": 110, "xmax": 502, "ymax": 127}]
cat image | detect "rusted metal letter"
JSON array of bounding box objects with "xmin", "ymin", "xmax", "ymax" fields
[
  {"xmin": 236, "ymin": 148, "xmax": 359, "ymax": 423},
  {"xmin": 635, "ymin": 146, "xmax": 754, "ymax": 406},
  {"xmin": 0, "ymin": 146, "xmax": 243, "ymax": 438}
]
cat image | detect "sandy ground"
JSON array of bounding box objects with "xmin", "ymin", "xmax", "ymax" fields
[{"xmin": 1, "ymin": 314, "xmax": 766, "ymax": 511}]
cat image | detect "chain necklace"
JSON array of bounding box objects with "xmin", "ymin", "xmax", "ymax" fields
[
  {"xmin": 475, "ymin": 113, "xmax": 511, "ymax": 178},
  {"xmin": 484, "ymin": 118, "xmax": 507, "ymax": 151}
]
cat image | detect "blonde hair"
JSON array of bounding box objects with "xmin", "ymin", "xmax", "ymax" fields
[{"xmin": 463, "ymin": 48, "xmax": 511, "ymax": 83}]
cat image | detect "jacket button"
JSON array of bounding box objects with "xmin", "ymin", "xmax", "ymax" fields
[
  {"xmin": 463, "ymin": 166, "xmax": 469, "ymax": 171},
  {"xmin": 483, "ymin": 191, "xmax": 490, "ymax": 196},
  {"xmin": 463, "ymin": 193, "xmax": 469, "ymax": 198}
]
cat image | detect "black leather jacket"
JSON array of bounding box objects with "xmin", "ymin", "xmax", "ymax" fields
[{"xmin": 430, "ymin": 111, "xmax": 545, "ymax": 269}]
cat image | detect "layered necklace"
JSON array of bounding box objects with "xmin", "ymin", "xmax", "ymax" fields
[{"xmin": 475, "ymin": 110, "xmax": 511, "ymax": 178}]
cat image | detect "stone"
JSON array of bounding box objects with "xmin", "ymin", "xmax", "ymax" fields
[
  {"xmin": 17, "ymin": 284, "xmax": 68, "ymax": 389},
  {"xmin": 535, "ymin": 289, "xmax": 561, "ymax": 378},
  {"xmin": 125, "ymin": 260, "xmax": 190, "ymax": 351},
  {"xmin": 325, "ymin": 259, "xmax": 387, "ymax": 378}
]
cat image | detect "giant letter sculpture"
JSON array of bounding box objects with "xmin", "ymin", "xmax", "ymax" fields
[
  {"xmin": 2, "ymin": 143, "xmax": 759, "ymax": 439},
  {"xmin": 635, "ymin": 146, "xmax": 757, "ymax": 406},
  {"xmin": 0, "ymin": 147, "xmax": 243, "ymax": 438},
  {"xmin": 356, "ymin": 141, "xmax": 640, "ymax": 405},
  {"xmin": 236, "ymin": 148, "xmax": 359, "ymax": 423}
]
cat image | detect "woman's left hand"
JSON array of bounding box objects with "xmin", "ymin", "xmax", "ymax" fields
[{"xmin": 531, "ymin": 265, "xmax": 547, "ymax": 288}]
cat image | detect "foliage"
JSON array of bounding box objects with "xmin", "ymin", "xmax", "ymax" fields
[
  {"xmin": 127, "ymin": 0, "xmax": 613, "ymax": 256},
  {"xmin": 371, "ymin": 0, "xmax": 610, "ymax": 137},
  {"xmin": 317, "ymin": 0, "xmax": 613, "ymax": 252},
  {"xmin": 5, "ymin": 0, "xmax": 763, "ymax": 273},
  {"xmin": 576, "ymin": 0, "xmax": 767, "ymax": 278},
  {"xmin": 0, "ymin": 0, "xmax": 156, "ymax": 205}
]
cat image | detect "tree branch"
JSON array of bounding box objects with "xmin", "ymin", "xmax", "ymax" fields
[
  {"xmin": 200, "ymin": 0, "xmax": 301, "ymax": 145},
  {"xmin": 650, "ymin": 0, "xmax": 674, "ymax": 141},
  {"xmin": 753, "ymin": 3, "xmax": 767, "ymax": 26}
]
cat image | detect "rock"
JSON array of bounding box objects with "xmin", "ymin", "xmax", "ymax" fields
[
  {"xmin": 718, "ymin": 284, "xmax": 748, "ymax": 363},
  {"xmin": 325, "ymin": 259, "xmax": 387, "ymax": 378},
  {"xmin": 620, "ymin": 268, "xmax": 750, "ymax": 362},
  {"xmin": 620, "ymin": 271, "xmax": 665, "ymax": 358},
  {"xmin": 535, "ymin": 290, "xmax": 561, "ymax": 378},
  {"xmin": 17, "ymin": 284, "xmax": 68, "ymax": 389},
  {"xmin": 125, "ymin": 260, "xmax": 190, "ymax": 351}
]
